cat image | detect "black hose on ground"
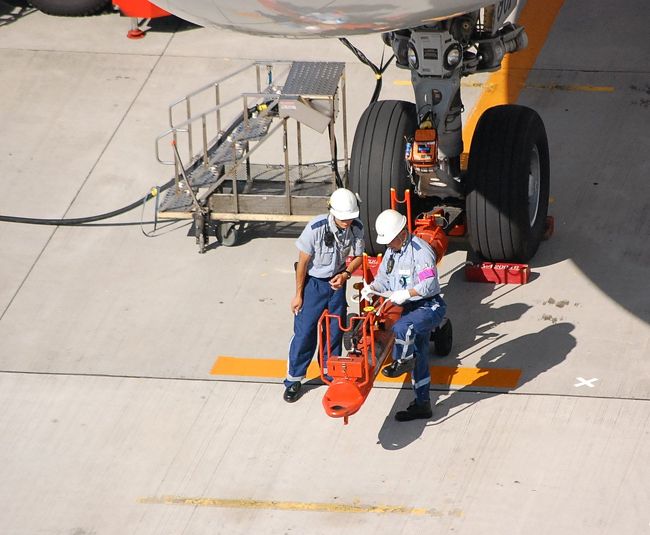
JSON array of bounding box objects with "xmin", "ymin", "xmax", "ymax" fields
[{"xmin": 0, "ymin": 106, "xmax": 258, "ymax": 226}]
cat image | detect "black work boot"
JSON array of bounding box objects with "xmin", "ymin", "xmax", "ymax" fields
[
  {"xmin": 381, "ymin": 358, "xmax": 415, "ymax": 378},
  {"xmin": 395, "ymin": 400, "xmax": 432, "ymax": 422},
  {"xmin": 283, "ymin": 382, "xmax": 302, "ymax": 403}
]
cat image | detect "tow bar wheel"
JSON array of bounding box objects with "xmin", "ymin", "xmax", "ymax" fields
[
  {"xmin": 466, "ymin": 105, "xmax": 550, "ymax": 262},
  {"xmin": 349, "ymin": 100, "xmax": 417, "ymax": 256}
]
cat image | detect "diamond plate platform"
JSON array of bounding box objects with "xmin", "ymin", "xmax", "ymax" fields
[{"xmin": 281, "ymin": 62, "xmax": 344, "ymax": 97}]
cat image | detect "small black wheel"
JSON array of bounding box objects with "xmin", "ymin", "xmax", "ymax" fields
[
  {"xmin": 349, "ymin": 100, "xmax": 417, "ymax": 255},
  {"xmin": 431, "ymin": 318, "xmax": 453, "ymax": 357},
  {"xmin": 342, "ymin": 313, "xmax": 357, "ymax": 351},
  {"xmin": 28, "ymin": 0, "xmax": 111, "ymax": 16},
  {"xmin": 216, "ymin": 222, "xmax": 240, "ymax": 247},
  {"xmin": 466, "ymin": 105, "xmax": 550, "ymax": 262}
]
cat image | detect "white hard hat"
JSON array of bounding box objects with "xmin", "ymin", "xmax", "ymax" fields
[
  {"xmin": 328, "ymin": 188, "xmax": 359, "ymax": 220},
  {"xmin": 375, "ymin": 209, "xmax": 407, "ymax": 244}
]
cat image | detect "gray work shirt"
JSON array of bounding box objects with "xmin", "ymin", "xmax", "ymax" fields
[
  {"xmin": 296, "ymin": 214, "xmax": 365, "ymax": 278},
  {"xmin": 372, "ymin": 234, "xmax": 440, "ymax": 298}
]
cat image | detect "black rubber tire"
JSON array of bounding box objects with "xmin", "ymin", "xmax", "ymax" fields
[
  {"xmin": 216, "ymin": 222, "xmax": 240, "ymax": 247},
  {"xmin": 349, "ymin": 100, "xmax": 417, "ymax": 255},
  {"xmin": 29, "ymin": 0, "xmax": 110, "ymax": 16},
  {"xmin": 431, "ymin": 318, "xmax": 453, "ymax": 357},
  {"xmin": 466, "ymin": 105, "xmax": 550, "ymax": 262}
]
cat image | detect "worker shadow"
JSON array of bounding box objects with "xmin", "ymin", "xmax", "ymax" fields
[
  {"xmin": 432, "ymin": 321, "xmax": 576, "ymax": 420},
  {"xmin": 377, "ymin": 322, "xmax": 576, "ymax": 450},
  {"xmin": 376, "ymin": 266, "xmax": 574, "ymax": 449}
]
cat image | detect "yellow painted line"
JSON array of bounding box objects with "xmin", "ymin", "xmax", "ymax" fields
[
  {"xmin": 211, "ymin": 356, "xmax": 521, "ymax": 389},
  {"xmin": 379, "ymin": 364, "xmax": 521, "ymax": 389},
  {"xmin": 395, "ymin": 80, "xmax": 614, "ymax": 93},
  {"xmin": 527, "ymin": 83, "xmax": 614, "ymax": 92},
  {"xmin": 138, "ymin": 495, "xmax": 463, "ymax": 517},
  {"xmin": 462, "ymin": 0, "xmax": 566, "ymax": 149}
]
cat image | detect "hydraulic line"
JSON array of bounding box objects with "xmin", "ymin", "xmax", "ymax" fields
[
  {"xmin": 339, "ymin": 38, "xmax": 395, "ymax": 104},
  {"xmin": 0, "ymin": 104, "xmax": 262, "ymax": 227}
]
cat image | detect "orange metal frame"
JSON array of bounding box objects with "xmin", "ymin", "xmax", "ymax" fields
[
  {"xmin": 113, "ymin": 0, "xmax": 170, "ymax": 18},
  {"xmin": 318, "ymin": 188, "xmax": 449, "ymax": 424}
]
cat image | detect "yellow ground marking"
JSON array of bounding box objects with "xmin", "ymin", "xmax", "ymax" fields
[
  {"xmin": 526, "ymin": 83, "xmax": 614, "ymax": 93},
  {"xmin": 394, "ymin": 79, "xmax": 614, "ymax": 93},
  {"xmin": 461, "ymin": 0, "xmax": 566, "ymax": 150},
  {"xmin": 138, "ymin": 495, "xmax": 463, "ymax": 517},
  {"xmin": 211, "ymin": 356, "xmax": 521, "ymax": 389}
]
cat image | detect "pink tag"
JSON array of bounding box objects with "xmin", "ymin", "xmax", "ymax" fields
[{"xmin": 418, "ymin": 267, "xmax": 436, "ymax": 282}]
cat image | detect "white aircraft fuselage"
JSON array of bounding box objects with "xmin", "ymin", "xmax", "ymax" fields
[{"xmin": 151, "ymin": 0, "xmax": 493, "ymax": 36}]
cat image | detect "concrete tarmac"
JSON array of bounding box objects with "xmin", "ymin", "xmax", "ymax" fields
[{"xmin": 0, "ymin": 2, "xmax": 648, "ymax": 534}]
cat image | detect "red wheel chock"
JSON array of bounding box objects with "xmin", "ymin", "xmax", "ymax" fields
[{"xmin": 465, "ymin": 262, "xmax": 530, "ymax": 284}]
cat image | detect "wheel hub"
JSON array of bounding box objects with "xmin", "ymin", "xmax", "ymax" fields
[{"xmin": 528, "ymin": 145, "xmax": 541, "ymax": 227}]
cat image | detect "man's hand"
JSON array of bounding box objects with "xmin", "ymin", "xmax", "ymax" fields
[
  {"xmin": 389, "ymin": 289, "xmax": 411, "ymax": 305},
  {"xmin": 291, "ymin": 295, "xmax": 303, "ymax": 315},
  {"xmin": 329, "ymin": 272, "xmax": 348, "ymax": 290}
]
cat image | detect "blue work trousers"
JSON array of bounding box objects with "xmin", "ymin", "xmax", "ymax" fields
[
  {"xmin": 392, "ymin": 296, "xmax": 446, "ymax": 402},
  {"xmin": 285, "ymin": 276, "xmax": 346, "ymax": 387}
]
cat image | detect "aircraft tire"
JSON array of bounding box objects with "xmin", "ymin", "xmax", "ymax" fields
[
  {"xmin": 349, "ymin": 100, "xmax": 417, "ymax": 255},
  {"xmin": 466, "ymin": 104, "xmax": 550, "ymax": 262},
  {"xmin": 28, "ymin": 0, "xmax": 111, "ymax": 16}
]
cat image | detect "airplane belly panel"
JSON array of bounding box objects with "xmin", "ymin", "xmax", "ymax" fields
[{"xmin": 150, "ymin": 0, "xmax": 489, "ymax": 36}]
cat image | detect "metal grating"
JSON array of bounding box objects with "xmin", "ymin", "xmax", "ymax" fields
[
  {"xmin": 159, "ymin": 187, "xmax": 194, "ymax": 212},
  {"xmin": 232, "ymin": 115, "xmax": 273, "ymax": 142},
  {"xmin": 281, "ymin": 62, "xmax": 344, "ymax": 97}
]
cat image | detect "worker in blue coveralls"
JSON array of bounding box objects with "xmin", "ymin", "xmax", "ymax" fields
[
  {"xmin": 283, "ymin": 188, "xmax": 365, "ymax": 403},
  {"xmin": 361, "ymin": 209, "xmax": 446, "ymax": 421}
]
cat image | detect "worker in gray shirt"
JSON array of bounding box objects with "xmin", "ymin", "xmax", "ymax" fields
[
  {"xmin": 284, "ymin": 188, "xmax": 365, "ymax": 403},
  {"xmin": 362, "ymin": 209, "xmax": 446, "ymax": 421}
]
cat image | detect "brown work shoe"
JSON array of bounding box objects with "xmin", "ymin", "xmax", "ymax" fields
[{"xmin": 395, "ymin": 400, "xmax": 432, "ymax": 422}]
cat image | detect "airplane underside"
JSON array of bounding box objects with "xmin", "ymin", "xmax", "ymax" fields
[
  {"xmin": 150, "ymin": 0, "xmax": 550, "ymax": 262},
  {"xmin": 26, "ymin": 0, "xmax": 550, "ymax": 262}
]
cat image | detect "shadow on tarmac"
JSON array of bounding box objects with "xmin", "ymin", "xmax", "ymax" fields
[
  {"xmin": 0, "ymin": 2, "xmax": 197, "ymax": 33},
  {"xmin": 378, "ymin": 322, "xmax": 575, "ymax": 450},
  {"xmin": 199, "ymin": 220, "xmax": 303, "ymax": 252},
  {"xmin": 377, "ymin": 267, "xmax": 577, "ymax": 450},
  {"xmin": 0, "ymin": 0, "xmax": 35, "ymax": 26}
]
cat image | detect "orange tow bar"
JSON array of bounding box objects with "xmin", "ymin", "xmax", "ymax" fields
[{"xmin": 318, "ymin": 189, "xmax": 449, "ymax": 424}]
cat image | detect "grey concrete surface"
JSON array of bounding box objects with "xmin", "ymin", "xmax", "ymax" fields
[{"xmin": 0, "ymin": 2, "xmax": 649, "ymax": 534}]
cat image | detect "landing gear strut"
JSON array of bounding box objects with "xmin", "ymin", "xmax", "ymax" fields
[{"xmin": 349, "ymin": 6, "xmax": 549, "ymax": 263}]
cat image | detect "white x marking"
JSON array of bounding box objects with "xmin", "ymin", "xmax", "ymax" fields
[{"xmin": 575, "ymin": 377, "xmax": 599, "ymax": 388}]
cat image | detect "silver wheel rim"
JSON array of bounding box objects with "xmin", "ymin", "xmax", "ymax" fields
[{"xmin": 528, "ymin": 145, "xmax": 541, "ymax": 226}]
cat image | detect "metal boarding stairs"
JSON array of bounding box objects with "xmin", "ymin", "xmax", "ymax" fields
[{"xmin": 154, "ymin": 60, "xmax": 348, "ymax": 252}]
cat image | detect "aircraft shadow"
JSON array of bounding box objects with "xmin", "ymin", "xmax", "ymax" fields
[
  {"xmin": 377, "ymin": 268, "xmax": 576, "ymax": 450},
  {"xmin": 145, "ymin": 15, "xmax": 199, "ymax": 34}
]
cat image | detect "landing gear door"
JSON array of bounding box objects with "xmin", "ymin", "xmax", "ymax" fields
[{"xmin": 486, "ymin": 0, "xmax": 517, "ymax": 31}]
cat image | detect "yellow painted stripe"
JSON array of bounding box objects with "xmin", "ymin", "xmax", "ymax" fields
[
  {"xmin": 395, "ymin": 80, "xmax": 614, "ymax": 93},
  {"xmin": 462, "ymin": 0, "xmax": 566, "ymax": 149},
  {"xmin": 526, "ymin": 83, "xmax": 614, "ymax": 93},
  {"xmin": 138, "ymin": 495, "xmax": 463, "ymax": 517},
  {"xmin": 211, "ymin": 356, "xmax": 521, "ymax": 389}
]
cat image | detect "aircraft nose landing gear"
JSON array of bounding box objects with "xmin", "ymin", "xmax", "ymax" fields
[{"xmin": 349, "ymin": 8, "xmax": 550, "ymax": 264}]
